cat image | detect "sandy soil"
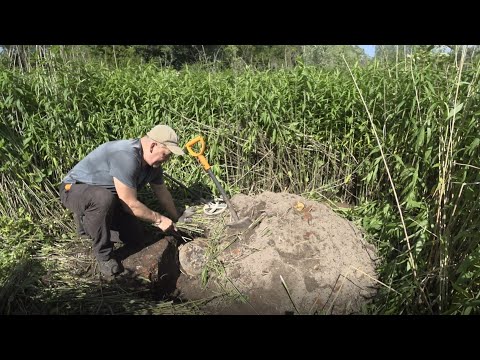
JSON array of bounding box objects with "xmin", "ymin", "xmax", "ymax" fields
[{"xmin": 175, "ymin": 191, "xmax": 378, "ymax": 315}]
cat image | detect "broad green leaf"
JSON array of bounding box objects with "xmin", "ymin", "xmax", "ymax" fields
[
  {"xmin": 447, "ymin": 103, "xmax": 464, "ymax": 119},
  {"xmin": 415, "ymin": 125, "xmax": 425, "ymax": 151}
]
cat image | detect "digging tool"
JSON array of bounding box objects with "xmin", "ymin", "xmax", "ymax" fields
[{"xmin": 185, "ymin": 136, "xmax": 252, "ymax": 229}]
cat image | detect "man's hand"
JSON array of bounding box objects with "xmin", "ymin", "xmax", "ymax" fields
[{"xmin": 153, "ymin": 214, "xmax": 175, "ymax": 232}]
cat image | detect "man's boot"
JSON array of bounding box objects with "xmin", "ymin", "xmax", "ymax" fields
[{"xmin": 97, "ymin": 257, "xmax": 123, "ymax": 276}]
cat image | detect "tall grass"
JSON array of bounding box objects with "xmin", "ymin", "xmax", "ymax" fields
[{"xmin": 1, "ymin": 48, "xmax": 479, "ymax": 314}]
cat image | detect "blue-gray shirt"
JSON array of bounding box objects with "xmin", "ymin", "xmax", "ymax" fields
[{"xmin": 62, "ymin": 139, "xmax": 163, "ymax": 194}]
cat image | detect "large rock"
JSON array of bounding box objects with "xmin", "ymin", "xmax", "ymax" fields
[{"xmin": 120, "ymin": 237, "xmax": 180, "ymax": 297}]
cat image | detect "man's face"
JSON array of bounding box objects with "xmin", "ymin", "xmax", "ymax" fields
[{"xmin": 149, "ymin": 143, "xmax": 172, "ymax": 168}]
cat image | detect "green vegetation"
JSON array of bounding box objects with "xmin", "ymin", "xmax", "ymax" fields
[{"xmin": 1, "ymin": 45, "xmax": 479, "ymax": 314}]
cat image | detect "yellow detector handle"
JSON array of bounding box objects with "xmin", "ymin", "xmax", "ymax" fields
[
  {"xmin": 185, "ymin": 136, "xmax": 211, "ymax": 171},
  {"xmin": 185, "ymin": 136, "xmax": 205, "ymax": 156}
]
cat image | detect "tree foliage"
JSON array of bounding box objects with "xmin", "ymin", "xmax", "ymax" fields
[
  {"xmin": 0, "ymin": 45, "xmax": 369, "ymax": 71},
  {"xmin": 303, "ymin": 45, "xmax": 369, "ymax": 68}
]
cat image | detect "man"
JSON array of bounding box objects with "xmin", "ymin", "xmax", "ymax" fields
[{"xmin": 59, "ymin": 124, "xmax": 184, "ymax": 276}]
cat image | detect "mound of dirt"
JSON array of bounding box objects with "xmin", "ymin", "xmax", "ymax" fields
[{"xmin": 175, "ymin": 191, "xmax": 378, "ymax": 315}]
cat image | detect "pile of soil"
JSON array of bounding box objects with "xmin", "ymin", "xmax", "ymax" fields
[{"xmin": 173, "ymin": 191, "xmax": 378, "ymax": 315}]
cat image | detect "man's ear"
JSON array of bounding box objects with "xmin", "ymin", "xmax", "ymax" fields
[{"xmin": 150, "ymin": 142, "xmax": 156, "ymax": 153}]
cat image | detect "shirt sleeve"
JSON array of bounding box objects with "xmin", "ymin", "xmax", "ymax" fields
[{"xmin": 109, "ymin": 151, "xmax": 139, "ymax": 189}]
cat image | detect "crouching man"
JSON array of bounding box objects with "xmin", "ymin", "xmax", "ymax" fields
[{"xmin": 59, "ymin": 124, "xmax": 184, "ymax": 276}]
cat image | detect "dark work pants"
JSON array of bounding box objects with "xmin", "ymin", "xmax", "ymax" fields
[{"xmin": 59, "ymin": 183, "xmax": 148, "ymax": 261}]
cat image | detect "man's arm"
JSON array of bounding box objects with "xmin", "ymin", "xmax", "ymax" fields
[
  {"xmin": 113, "ymin": 177, "xmax": 173, "ymax": 231},
  {"xmin": 150, "ymin": 183, "xmax": 180, "ymax": 222}
]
